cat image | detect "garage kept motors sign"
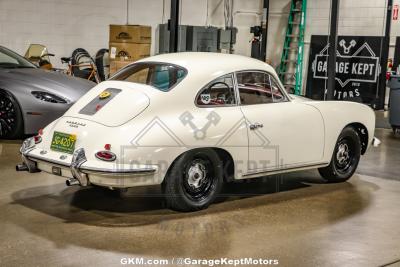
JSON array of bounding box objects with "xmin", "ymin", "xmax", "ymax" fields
[{"xmin": 306, "ymin": 35, "xmax": 384, "ymax": 108}]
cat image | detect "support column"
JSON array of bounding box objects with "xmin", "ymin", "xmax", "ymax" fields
[
  {"xmin": 169, "ymin": 0, "xmax": 180, "ymax": 53},
  {"xmin": 377, "ymin": 0, "xmax": 393, "ymax": 109},
  {"xmin": 326, "ymin": 0, "xmax": 340, "ymax": 100},
  {"xmin": 260, "ymin": 0, "xmax": 269, "ymax": 61}
]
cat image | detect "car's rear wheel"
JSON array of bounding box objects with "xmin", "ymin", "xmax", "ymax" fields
[
  {"xmin": 318, "ymin": 126, "xmax": 361, "ymax": 182},
  {"xmin": 0, "ymin": 90, "xmax": 23, "ymax": 139},
  {"xmin": 162, "ymin": 149, "xmax": 223, "ymax": 212}
]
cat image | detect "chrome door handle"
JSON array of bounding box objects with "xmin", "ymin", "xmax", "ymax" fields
[{"xmin": 249, "ymin": 122, "xmax": 263, "ymax": 130}]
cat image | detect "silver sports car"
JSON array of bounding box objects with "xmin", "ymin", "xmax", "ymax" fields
[{"xmin": 0, "ymin": 46, "xmax": 95, "ymax": 139}]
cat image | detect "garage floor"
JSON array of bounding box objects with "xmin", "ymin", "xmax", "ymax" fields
[{"xmin": 0, "ymin": 128, "xmax": 399, "ymax": 267}]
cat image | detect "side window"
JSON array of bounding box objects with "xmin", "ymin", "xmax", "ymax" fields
[
  {"xmin": 270, "ymin": 77, "xmax": 287, "ymax": 103},
  {"xmin": 148, "ymin": 65, "xmax": 186, "ymax": 91},
  {"xmin": 196, "ymin": 74, "xmax": 236, "ymax": 106},
  {"xmin": 237, "ymin": 72, "xmax": 273, "ymax": 105}
]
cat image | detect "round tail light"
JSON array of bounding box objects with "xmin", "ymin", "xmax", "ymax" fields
[
  {"xmin": 34, "ymin": 135, "xmax": 42, "ymax": 144},
  {"xmin": 95, "ymin": 151, "xmax": 116, "ymax": 161}
]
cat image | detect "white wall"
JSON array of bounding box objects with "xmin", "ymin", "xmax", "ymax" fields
[
  {"xmin": 0, "ymin": 0, "xmax": 128, "ymax": 68},
  {"xmin": 0, "ymin": 0, "xmax": 398, "ymax": 91},
  {"xmin": 0, "ymin": 0, "xmax": 285, "ymax": 68}
]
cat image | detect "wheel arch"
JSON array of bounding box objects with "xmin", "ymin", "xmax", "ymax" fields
[
  {"xmin": 344, "ymin": 122, "xmax": 369, "ymax": 155},
  {"xmin": 163, "ymin": 147, "xmax": 235, "ymax": 183},
  {"xmin": 0, "ymin": 87, "xmax": 25, "ymax": 136}
]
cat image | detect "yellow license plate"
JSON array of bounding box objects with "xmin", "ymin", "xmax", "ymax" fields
[{"xmin": 50, "ymin": 131, "xmax": 76, "ymax": 154}]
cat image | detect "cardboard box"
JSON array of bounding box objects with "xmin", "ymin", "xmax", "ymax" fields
[
  {"xmin": 109, "ymin": 25, "xmax": 151, "ymax": 44},
  {"xmin": 109, "ymin": 42, "xmax": 150, "ymax": 62},
  {"xmin": 109, "ymin": 60, "xmax": 135, "ymax": 75}
]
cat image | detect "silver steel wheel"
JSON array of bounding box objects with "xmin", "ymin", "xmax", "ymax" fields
[
  {"xmin": 187, "ymin": 161, "xmax": 207, "ymax": 189},
  {"xmin": 336, "ymin": 143, "xmax": 350, "ymax": 165},
  {"xmin": 182, "ymin": 157, "xmax": 215, "ymax": 201},
  {"xmin": 334, "ymin": 136, "xmax": 356, "ymax": 175}
]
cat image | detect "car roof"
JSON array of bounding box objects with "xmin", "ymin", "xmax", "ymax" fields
[{"xmin": 137, "ymin": 52, "xmax": 276, "ymax": 75}]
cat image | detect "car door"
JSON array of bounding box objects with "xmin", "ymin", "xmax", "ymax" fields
[
  {"xmin": 236, "ymin": 71, "xmax": 325, "ymax": 174},
  {"xmin": 193, "ymin": 73, "xmax": 249, "ymax": 177}
]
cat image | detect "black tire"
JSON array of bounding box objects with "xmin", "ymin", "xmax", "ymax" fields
[
  {"xmin": 95, "ymin": 48, "xmax": 109, "ymax": 81},
  {"xmin": 71, "ymin": 48, "xmax": 95, "ymax": 80},
  {"xmin": 318, "ymin": 126, "xmax": 361, "ymax": 183},
  {"xmin": 162, "ymin": 149, "xmax": 223, "ymax": 212},
  {"xmin": 0, "ymin": 90, "xmax": 24, "ymax": 139}
]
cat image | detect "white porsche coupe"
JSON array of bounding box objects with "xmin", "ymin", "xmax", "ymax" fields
[{"xmin": 18, "ymin": 53, "xmax": 377, "ymax": 211}]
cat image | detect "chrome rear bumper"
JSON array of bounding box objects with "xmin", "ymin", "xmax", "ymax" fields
[
  {"xmin": 372, "ymin": 137, "xmax": 381, "ymax": 147},
  {"xmin": 18, "ymin": 137, "xmax": 157, "ymax": 187}
]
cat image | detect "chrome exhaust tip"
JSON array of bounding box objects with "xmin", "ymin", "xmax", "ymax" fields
[
  {"xmin": 16, "ymin": 163, "xmax": 29, "ymax": 172},
  {"xmin": 66, "ymin": 178, "xmax": 80, "ymax": 186}
]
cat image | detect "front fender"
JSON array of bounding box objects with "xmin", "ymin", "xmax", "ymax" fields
[{"xmin": 306, "ymin": 101, "xmax": 375, "ymax": 162}]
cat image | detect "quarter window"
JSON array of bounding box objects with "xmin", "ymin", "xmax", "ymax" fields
[{"xmin": 196, "ymin": 74, "xmax": 236, "ymax": 106}]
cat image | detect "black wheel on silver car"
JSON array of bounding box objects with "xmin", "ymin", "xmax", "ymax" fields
[
  {"xmin": 162, "ymin": 149, "xmax": 223, "ymax": 212},
  {"xmin": 318, "ymin": 126, "xmax": 361, "ymax": 183},
  {"xmin": 0, "ymin": 90, "xmax": 23, "ymax": 139}
]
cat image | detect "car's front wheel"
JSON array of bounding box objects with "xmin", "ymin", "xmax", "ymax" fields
[
  {"xmin": 162, "ymin": 149, "xmax": 223, "ymax": 212},
  {"xmin": 318, "ymin": 126, "xmax": 361, "ymax": 183},
  {"xmin": 0, "ymin": 90, "xmax": 23, "ymax": 139}
]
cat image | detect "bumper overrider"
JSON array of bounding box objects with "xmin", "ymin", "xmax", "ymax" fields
[{"xmin": 17, "ymin": 137, "xmax": 158, "ymax": 188}]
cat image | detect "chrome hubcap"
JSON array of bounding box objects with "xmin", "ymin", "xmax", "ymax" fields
[
  {"xmin": 187, "ymin": 162, "xmax": 206, "ymax": 189},
  {"xmin": 336, "ymin": 143, "xmax": 350, "ymax": 165}
]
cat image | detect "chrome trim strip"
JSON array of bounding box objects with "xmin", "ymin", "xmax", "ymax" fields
[
  {"xmin": 27, "ymin": 154, "xmax": 70, "ymax": 167},
  {"xmin": 80, "ymin": 166, "xmax": 156, "ymax": 174},
  {"xmin": 243, "ymin": 162, "xmax": 329, "ymax": 177},
  {"xmin": 26, "ymin": 153, "xmax": 157, "ymax": 175}
]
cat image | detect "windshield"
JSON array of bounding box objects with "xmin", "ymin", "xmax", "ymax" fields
[
  {"xmin": 110, "ymin": 62, "xmax": 187, "ymax": 91},
  {"xmin": 24, "ymin": 44, "xmax": 51, "ymax": 64},
  {"xmin": 0, "ymin": 46, "xmax": 37, "ymax": 69}
]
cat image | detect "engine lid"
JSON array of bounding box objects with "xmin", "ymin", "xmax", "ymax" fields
[{"xmin": 64, "ymin": 81, "xmax": 150, "ymax": 127}]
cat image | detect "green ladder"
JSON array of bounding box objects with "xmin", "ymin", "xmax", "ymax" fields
[{"xmin": 278, "ymin": 0, "xmax": 307, "ymax": 95}]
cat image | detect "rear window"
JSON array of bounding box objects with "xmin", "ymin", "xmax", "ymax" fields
[{"xmin": 110, "ymin": 62, "xmax": 187, "ymax": 92}]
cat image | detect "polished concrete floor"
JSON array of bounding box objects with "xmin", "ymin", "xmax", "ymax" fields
[{"xmin": 0, "ymin": 129, "xmax": 400, "ymax": 267}]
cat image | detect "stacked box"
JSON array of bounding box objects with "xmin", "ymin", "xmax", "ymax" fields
[{"xmin": 109, "ymin": 25, "xmax": 151, "ymax": 75}]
